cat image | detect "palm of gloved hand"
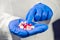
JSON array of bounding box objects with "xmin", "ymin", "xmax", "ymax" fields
[{"xmin": 9, "ymin": 3, "xmax": 53, "ymax": 38}]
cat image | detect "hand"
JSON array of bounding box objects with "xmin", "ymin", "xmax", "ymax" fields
[
  {"xmin": 26, "ymin": 3, "xmax": 53, "ymax": 23},
  {"xmin": 9, "ymin": 3, "xmax": 53, "ymax": 38}
]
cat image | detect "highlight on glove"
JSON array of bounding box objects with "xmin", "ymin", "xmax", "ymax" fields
[{"xmin": 9, "ymin": 3, "xmax": 53, "ymax": 38}]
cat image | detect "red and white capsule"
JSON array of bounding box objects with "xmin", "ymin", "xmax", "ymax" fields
[{"xmin": 19, "ymin": 21, "xmax": 34, "ymax": 30}]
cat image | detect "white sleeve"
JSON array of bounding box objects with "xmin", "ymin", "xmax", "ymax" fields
[{"xmin": 0, "ymin": 12, "xmax": 21, "ymax": 40}]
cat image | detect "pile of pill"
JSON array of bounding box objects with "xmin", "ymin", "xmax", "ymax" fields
[{"xmin": 19, "ymin": 21, "xmax": 34, "ymax": 30}]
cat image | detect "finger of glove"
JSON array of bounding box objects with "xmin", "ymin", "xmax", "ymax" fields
[
  {"xmin": 26, "ymin": 8, "xmax": 36, "ymax": 23},
  {"xmin": 27, "ymin": 24, "xmax": 48, "ymax": 35},
  {"xmin": 34, "ymin": 8, "xmax": 43, "ymax": 21}
]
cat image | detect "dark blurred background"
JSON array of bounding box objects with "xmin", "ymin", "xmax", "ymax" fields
[{"xmin": 53, "ymin": 19, "xmax": 60, "ymax": 40}]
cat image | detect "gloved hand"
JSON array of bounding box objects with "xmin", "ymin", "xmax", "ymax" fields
[
  {"xmin": 26, "ymin": 3, "xmax": 53, "ymax": 23},
  {"xmin": 9, "ymin": 19, "xmax": 48, "ymax": 38},
  {"xmin": 9, "ymin": 3, "xmax": 53, "ymax": 38}
]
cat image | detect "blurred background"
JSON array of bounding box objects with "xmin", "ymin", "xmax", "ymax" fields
[{"xmin": 53, "ymin": 19, "xmax": 60, "ymax": 40}]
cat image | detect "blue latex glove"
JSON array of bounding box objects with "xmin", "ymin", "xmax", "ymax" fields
[
  {"xmin": 9, "ymin": 19, "xmax": 48, "ymax": 38},
  {"xmin": 26, "ymin": 3, "xmax": 53, "ymax": 23},
  {"xmin": 9, "ymin": 3, "xmax": 53, "ymax": 38}
]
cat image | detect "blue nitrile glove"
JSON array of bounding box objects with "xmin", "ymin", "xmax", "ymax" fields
[
  {"xmin": 9, "ymin": 19, "xmax": 48, "ymax": 38},
  {"xmin": 26, "ymin": 3, "xmax": 53, "ymax": 23},
  {"xmin": 9, "ymin": 3, "xmax": 53, "ymax": 38}
]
